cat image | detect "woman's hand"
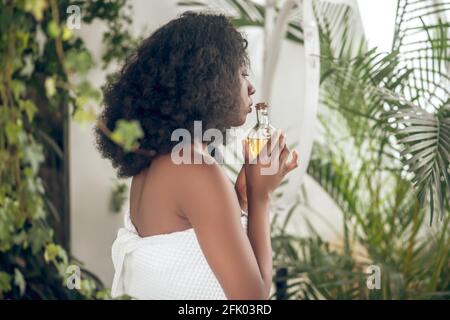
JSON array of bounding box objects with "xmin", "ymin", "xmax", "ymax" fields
[{"xmin": 243, "ymin": 129, "xmax": 299, "ymax": 201}]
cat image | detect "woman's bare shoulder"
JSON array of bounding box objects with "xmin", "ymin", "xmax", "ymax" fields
[{"xmin": 153, "ymin": 150, "xmax": 234, "ymax": 208}]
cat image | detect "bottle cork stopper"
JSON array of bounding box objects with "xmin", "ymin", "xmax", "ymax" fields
[{"xmin": 255, "ymin": 102, "xmax": 269, "ymax": 110}]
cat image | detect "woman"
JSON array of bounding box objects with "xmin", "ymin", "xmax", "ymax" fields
[{"xmin": 95, "ymin": 11, "xmax": 298, "ymax": 300}]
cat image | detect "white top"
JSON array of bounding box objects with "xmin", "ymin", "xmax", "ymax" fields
[{"xmin": 111, "ymin": 208, "xmax": 249, "ymax": 300}]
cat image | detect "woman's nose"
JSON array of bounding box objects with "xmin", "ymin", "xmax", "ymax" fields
[{"xmin": 248, "ymin": 83, "xmax": 256, "ymax": 96}]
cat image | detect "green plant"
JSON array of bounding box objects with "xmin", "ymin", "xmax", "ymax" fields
[
  {"xmin": 0, "ymin": 0, "xmax": 140, "ymax": 299},
  {"xmin": 109, "ymin": 179, "xmax": 128, "ymax": 214},
  {"xmin": 270, "ymin": 152, "xmax": 449, "ymax": 299},
  {"xmin": 271, "ymin": 0, "xmax": 450, "ymax": 299}
]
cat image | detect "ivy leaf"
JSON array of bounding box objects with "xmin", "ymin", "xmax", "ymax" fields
[
  {"xmin": 15, "ymin": 30, "xmax": 30, "ymax": 52},
  {"xmin": 44, "ymin": 243, "xmax": 59, "ymax": 262},
  {"xmin": 78, "ymin": 81, "xmax": 102, "ymax": 102},
  {"xmin": 73, "ymin": 108, "xmax": 97, "ymax": 124},
  {"xmin": 11, "ymin": 80, "xmax": 25, "ymax": 100},
  {"xmin": 0, "ymin": 272, "xmax": 12, "ymax": 295},
  {"xmin": 24, "ymin": 0, "xmax": 48, "ymax": 21},
  {"xmin": 62, "ymin": 26, "xmax": 73, "ymax": 41},
  {"xmin": 19, "ymin": 100, "xmax": 38, "ymax": 122},
  {"xmin": 64, "ymin": 50, "xmax": 95, "ymax": 75},
  {"xmin": 109, "ymin": 181, "xmax": 128, "ymax": 213},
  {"xmin": 28, "ymin": 225, "xmax": 52, "ymax": 254},
  {"xmin": 110, "ymin": 120, "xmax": 144, "ymax": 152},
  {"xmin": 14, "ymin": 268, "xmax": 26, "ymax": 297},
  {"xmin": 12, "ymin": 230, "xmax": 27, "ymax": 248},
  {"xmin": 23, "ymin": 141, "xmax": 44, "ymax": 174},
  {"xmin": 79, "ymin": 279, "xmax": 97, "ymax": 297},
  {"xmin": 19, "ymin": 55, "xmax": 35, "ymax": 77},
  {"xmin": 45, "ymin": 77, "xmax": 56, "ymax": 98},
  {"xmin": 44, "ymin": 243, "xmax": 68, "ymax": 265},
  {"xmin": 47, "ymin": 20, "xmax": 60, "ymax": 38},
  {"xmin": 75, "ymin": 81, "xmax": 102, "ymax": 109},
  {"xmin": 5, "ymin": 121, "xmax": 22, "ymax": 145}
]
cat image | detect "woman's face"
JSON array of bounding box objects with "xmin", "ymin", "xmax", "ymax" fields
[{"xmin": 236, "ymin": 65, "xmax": 256, "ymax": 126}]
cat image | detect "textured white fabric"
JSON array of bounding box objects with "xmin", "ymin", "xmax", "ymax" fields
[{"xmin": 111, "ymin": 209, "xmax": 249, "ymax": 300}]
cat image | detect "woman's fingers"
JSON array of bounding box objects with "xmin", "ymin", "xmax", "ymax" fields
[
  {"xmin": 246, "ymin": 130, "xmax": 294, "ymax": 172},
  {"xmin": 285, "ymin": 149, "xmax": 299, "ymax": 173},
  {"xmin": 279, "ymin": 146, "xmax": 299, "ymax": 174},
  {"xmin": 279, "ymin": 145, "xmax": 290, "ymax": 167}
]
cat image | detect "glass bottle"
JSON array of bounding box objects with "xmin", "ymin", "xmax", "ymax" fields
[{"xmin": 246, "ymin": 102, "xmax": 276, "ymax": 158}]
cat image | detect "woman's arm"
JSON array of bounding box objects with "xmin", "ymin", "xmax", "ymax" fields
[
  {"xmin": 235, "ymin": 166, "xmax": 272, "ymax": 297},
  {"xmin": 246, "ymin": 191, "xmax": 272, "ymax": 298},
  {"xmin": 176, "ymin": 161, "xmax": 270, "ymax": 299},
  {"xmin": 234, "ymin": 166, "xmax": 248, "ymax": 213}
]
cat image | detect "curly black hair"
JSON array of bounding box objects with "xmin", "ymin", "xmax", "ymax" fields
[{"xmin": 94, "ymin": 11, "xmax": 250, "ymax": 178}]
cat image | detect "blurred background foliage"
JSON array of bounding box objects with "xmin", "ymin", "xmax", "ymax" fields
[
  {"xmin": 289, "ymin": 0, "xmax": 449, "ymax": 299},
  {"xmin": 0, "ymin": 0, "xmax": 140, "ymax": 299}
]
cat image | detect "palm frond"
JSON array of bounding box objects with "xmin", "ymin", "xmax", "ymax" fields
[
  {"xmin": 177, "ymin": 0, "xmax": 305, "ymax": 42},
  {"xmin": 382, "ymin": 92, "xmax": 450, "ymax": 224},
  {"xmin": 393, "ymin": 0, "xmax": 450, "ymax": 112},
  {"xmin": 318, "ymin": 42, "xmax": 450, "ymax": 223}
]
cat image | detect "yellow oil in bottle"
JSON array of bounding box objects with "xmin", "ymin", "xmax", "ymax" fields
[
  {"xmin": 247, "ymin": 137, "xmax": 269, "ymax": 158},
  {"xmin": 246, "ymin": 102, "xmax": 275, "ymax": 158}
]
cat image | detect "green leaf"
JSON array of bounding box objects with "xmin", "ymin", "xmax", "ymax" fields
[
  {"xmin": 5, "ymin": 121, "xmax": 22, "ymax": 145},
  {"xmin": 44, "ymin": 243, "xmax": 68, "ymax": 266},
  {"xmin": 62, "ymin": 26, "xmax": 73, "ymax": 41},
  {"xmin": 23, "ymin": 141, "xmax": 45, "ymax": 174},
  {"xmin": 73, "ymin": 108, "xmax": 97, "ymax": 124},
  {"xmin": 19, "ymin": 100, "xmax": 38, "ymax": 122},
  {"xmin": 24, "ymin": 0, "xmax": 48, "ymax": 21},
  {"xmin": 0, "ymin": 271, "xmax": 12, "ymax": 294},
  {"xmin": 47, "ymin": 20, "xmax": 60, "ymax": 39},
  {"xmin": 64, "ymin": 50, "xmax": 95, "ymax": 75},
  {"xmin": 14, "ymin": 268, "xmax": 26, "ymax": 297},
  {"xmin": 11, "ymin": 80, "xmax": 25, "ymax": 99},
  {"xmin": 45, "ymin": 77, "xmax": 57, "ymax": 98},
  {"xmin": 387, "ymin": 104, "xmax": 450, "ymax": 224},
  {"xmin": 110, "ymin": 120, "xmax": 144, "ymax": 152}
]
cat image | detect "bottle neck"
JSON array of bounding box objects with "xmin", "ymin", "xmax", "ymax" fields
[{"xmin": 256, "ymin": 108, "xmax": 269, "ymax": 126}]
